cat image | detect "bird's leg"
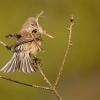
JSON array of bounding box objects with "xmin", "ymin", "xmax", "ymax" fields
[
  {"xmin": 33, "ymin": 56, "xmax": 42, "ymax": 69},
  {"xmin": 34, "ymin": 56, "xmax": 41, "ymax": 65}
]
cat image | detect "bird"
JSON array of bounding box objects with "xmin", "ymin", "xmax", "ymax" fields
[{"xmin": 0, "ymin": 12, "xmax": 53, "ymax": 73}]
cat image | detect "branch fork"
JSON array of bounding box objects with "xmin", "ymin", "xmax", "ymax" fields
[{"xmin": 0, "ymin": 15, "xmax": 74, "ymax": 100}]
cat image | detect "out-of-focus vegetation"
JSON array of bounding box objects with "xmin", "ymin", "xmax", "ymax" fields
[{"xmin": 0, "ymin": 0, "xmax": 100, "ymax": 100}]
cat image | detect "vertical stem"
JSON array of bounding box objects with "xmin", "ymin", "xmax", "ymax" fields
[
  {"xmin": 54, "ymin": 15, "xmax": 74, "ymax": 88},
  {"xmin": 37, "ymin": 65, "xmax": 62, "ymax": 100}
]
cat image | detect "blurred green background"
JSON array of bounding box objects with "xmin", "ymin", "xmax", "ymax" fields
[{"xmin": 0, "ymin": 0, "xmax": 100, "ymax": 100}]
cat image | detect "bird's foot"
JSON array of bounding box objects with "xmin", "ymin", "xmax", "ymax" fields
[{"xmin": 33, "ymin": 57, "xmax": 42, "ymax": 69}]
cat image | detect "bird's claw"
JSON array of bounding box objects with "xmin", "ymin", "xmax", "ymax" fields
[{"xmin": 33, "ymin": 58, "xmax": 42, "ymax": 68}]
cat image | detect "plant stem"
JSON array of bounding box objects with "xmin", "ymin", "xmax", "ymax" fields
[
  {"xmin": 54, "ymin": 15, "xmax": 74, "ymax": 88},
  {"xmin": 37, "ymin": 65, "xmax": 62, "ymax": 100}
]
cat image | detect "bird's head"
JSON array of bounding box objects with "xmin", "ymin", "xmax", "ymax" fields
[{"xmin": 21, "ymin": 11, "xmax": 53, "ymax": 39}]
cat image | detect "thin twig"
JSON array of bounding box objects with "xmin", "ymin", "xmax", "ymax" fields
[
  {"xmin": 0, "ymin": 15, "xmax": 74, "ymax": 100},
  {"xmin": 37, "ymin": 64, "xmax": 62, "ymax": 100},
  {"xmin": 0, "ymin": 76, "xmax": 51, "ymax": 90},
  {"xmin": 0, "ymin": 41, "xmax": 7, "ymax": 47},
  {"xmin": 54, "ymin": 15, "xmax": 74, "ymax": 88},
  {"xmin": 0, "ymin": 40, "xmax": 13, "ymax": 50}
]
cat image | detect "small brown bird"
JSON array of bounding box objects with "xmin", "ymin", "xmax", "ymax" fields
[{"xmin": 0, "ymin": 12, "xmax": 53, "ymax": 73}]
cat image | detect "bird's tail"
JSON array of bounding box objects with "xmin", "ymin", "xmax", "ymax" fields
[{"xmin": 0, "ymin": 52, "xmax": 36, "ymax": 73}]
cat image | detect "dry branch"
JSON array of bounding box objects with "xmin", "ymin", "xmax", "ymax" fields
[
  {"xmin": 54, "ymin": 15, "xmax": 74, "ymax": 88},
  {"xmin": 0, "ymin": 76, "xmax": 51, "ymax": 90},
  {"xmin": 37, "ymin": 63, "xmax": 62, "ymax": 100},
  {"xmin": 0, "ymin": 15, "xmax": 74, "ymax": 100}
]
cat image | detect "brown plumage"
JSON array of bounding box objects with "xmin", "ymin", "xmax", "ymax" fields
[{"xmin": 0, "ymin": 13, "xmax": 53, "ymax": 73}]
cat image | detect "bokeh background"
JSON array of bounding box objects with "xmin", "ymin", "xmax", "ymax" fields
[{"xmin": 0, "ymin": 0, "xmax": 100, "ymax": 100}]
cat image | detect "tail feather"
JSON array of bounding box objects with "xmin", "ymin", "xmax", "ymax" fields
[
  {"xmin": 23, "ymin": 55, "xmax": 34, "ymax": 73},
  {"xmin": 0, "ymin": 52, "xmax": 36, "ymax": 73},
  {"xmin": 0, "ymin": 55, "xmax": 16, "ymax": 73}
]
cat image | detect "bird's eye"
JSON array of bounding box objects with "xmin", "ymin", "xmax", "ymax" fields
[
  {"xmin": 31, "ymin": 24, "xmax": 34, "ymax": 26},
  {"xmin": 32, "ymin": 29, "xmax": 38, "ymax": 33}
]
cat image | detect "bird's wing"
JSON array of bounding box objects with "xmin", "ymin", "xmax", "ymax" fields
[{"xmin": 14, "ymin": 39, "xmax": 34, "ymax": 48}]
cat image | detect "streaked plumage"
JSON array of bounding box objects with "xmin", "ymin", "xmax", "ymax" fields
[
  {"xmin": 0, "ymin": 12, "xmax": 53, "ymax": 73},
  {"xmin": 1, "ymin": 40, "xmax": 42, "ymax": 73},
  {"xmin": 0, "ymin": 17, "xmax": 42, "ymax": 73}
]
